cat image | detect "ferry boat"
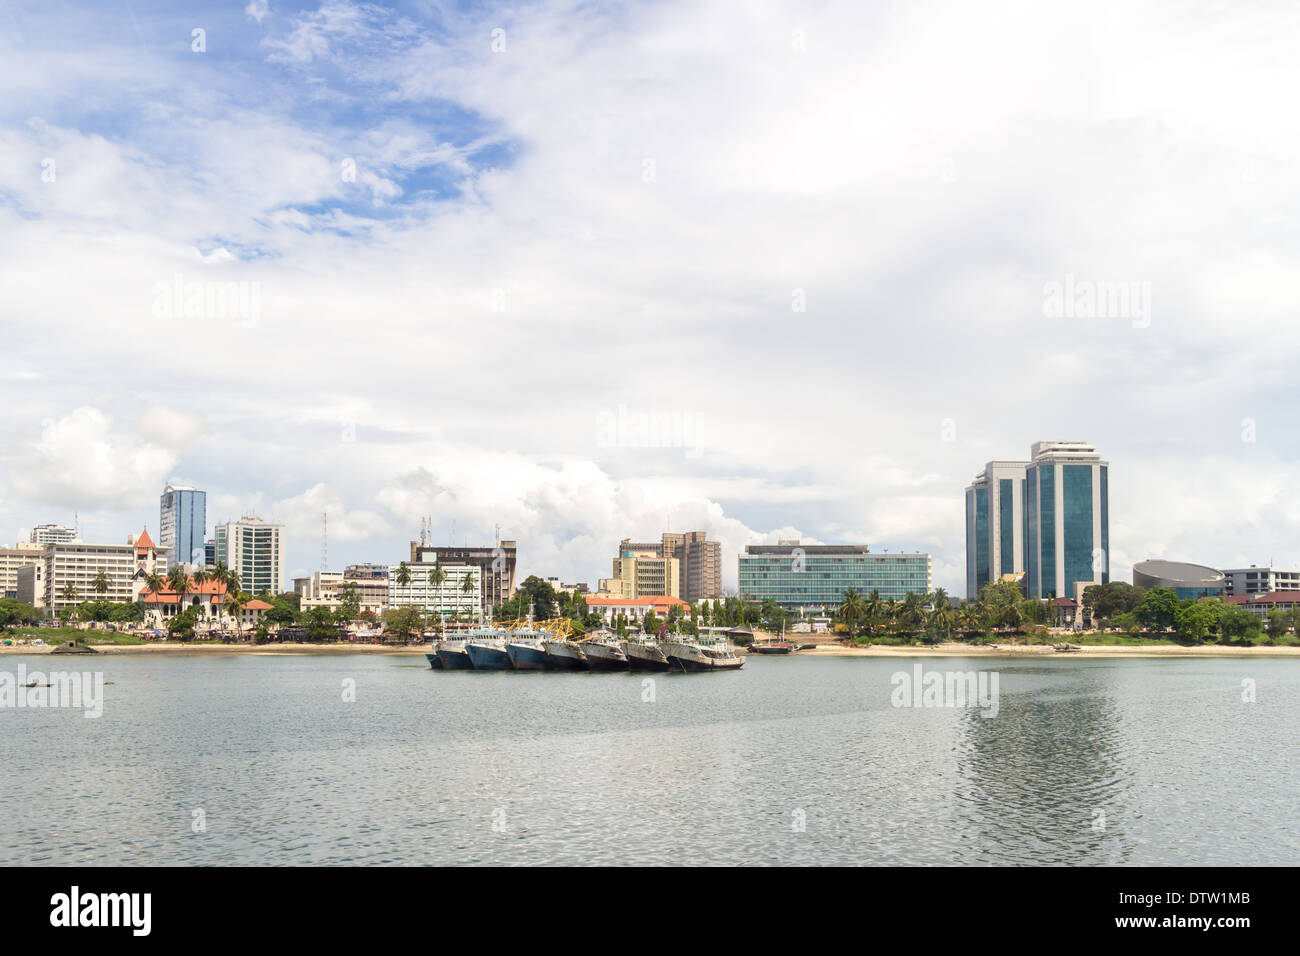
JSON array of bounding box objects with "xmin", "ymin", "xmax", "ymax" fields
[{"xmin": 662, "ymin": 638, "xmax": 745, "ymax": 672}]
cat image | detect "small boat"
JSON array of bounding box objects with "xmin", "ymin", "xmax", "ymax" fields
[
  {"xmin": 581, "ymin": 638, "xmax": 629, "ymax": 670},
  {"xmin": 662, "ymin": 638, "xmax": 744, "ymax": 672},
  {"xmin": 622, "ymin": 639, "xmax": 670, "ymax": 670},
  {"xmin": 748, "ymin": 641, "xmax": 796, "ymax": 654}
]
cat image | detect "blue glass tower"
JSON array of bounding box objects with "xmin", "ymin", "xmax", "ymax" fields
[{"xmin": 159, "ymin": 485, "xmax": 207, "ymax": 568}]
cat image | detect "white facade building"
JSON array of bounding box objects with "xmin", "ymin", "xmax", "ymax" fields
[
  {"xmin": 387, "ymin": 563, "xmax": 481, "ymax": 620},
  {"xmin": 1221, "ymin": 567, "xmax": 1300, "ymax": 597},
  {"xmin": 213, "ymin": 516, "xmax": 287, "ymax": 596}
]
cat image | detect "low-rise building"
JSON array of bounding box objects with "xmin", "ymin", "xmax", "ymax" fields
[
  {"xmin": 1220, "ymin": 566, "xmax": 1300, "ymax": 597},
  {"xmin": 738, "ymin": 541, "xmax": 932, "ymax": 610},
  {"xmin": 1227, "ymin": 591, "xmax": 1300, "ymax": 619},
  {"xmin": 1132, "ymin": 560, "xmax": 1225, "ymax": 601},
  {"xmin": 584, "ymin": 594, "xmax": 690, "ymax": 626},
  {"xmin": 298, "ymin": 569, "xmax": 388, "ymax": 615},
  {"xmin": 0, "ymin": 543, "xmax": 46, "ymax": 599}
]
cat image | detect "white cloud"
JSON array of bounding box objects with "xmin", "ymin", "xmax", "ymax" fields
[{"xmin": 4, "ymin": 0, "xmax": 1300, "ymax": 594}]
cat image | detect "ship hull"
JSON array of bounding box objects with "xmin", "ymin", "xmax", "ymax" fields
[
  {"xmin": 425, "ymin": 652, "xmax": 443, "ymax": 669},
  {"xmin": 543, "ymin": 641, "xmax": 588, "ymax": 670},
  {"xmin": 466, "ymin": 643, "xmax": 513, "ymax": 670},
  {"xmin": 582, "ymin": 643, "xmax": 629, "ymax": 670},
  {"xmin": 507, "ymin": 643, "xmax": 550, "ymax": 670},
  {"xmin": 623, "ymin": 642, "xmax": 670, "ymax": 670},
  {"xmin": 436, "ymin": 646, "xmax": 474, "ymax": 669}
]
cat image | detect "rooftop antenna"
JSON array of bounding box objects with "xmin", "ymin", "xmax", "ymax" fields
[{"xmin": 321, "ymin": 511, "xmax": 328, "ymax": 572}]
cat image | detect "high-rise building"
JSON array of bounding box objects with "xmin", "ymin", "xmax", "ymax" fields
[
  {"xmin": 213, "ymin": 516, "xmax": 286, "ymax": 596},
  {"xmin": 966, "ymin": 441, "xmax": 1110, "ymax": 601},
  {"xmin": 159, "ymin": 485, "xmax": 207, "ymax": 568},
  {"xmin": 738, "ymin": 542, "xmax": 932, "ymax": 610},
  {"xmin": 30, "ymin": 523, "xmax": 79, "ymax": 545},
  {"xmin": 965, "ymin": 460, "xmax": 1029, "ymax": 600},
  {"xmin": 660, "ymin": 531, "xmax": 722, "ymax": 602},
  {"xmin": 408, "ymin": 541, "xmax": 517, "ymax": 617},
  {"xmin": 1023, "ymin": 441, "xmax": 1109, "ymax": 601},
  {"xmin": 599, "ymin": 532, "xmax": 721, "ymax": 602},
  {"xmin": 599, "ymin": 540, "xmax": 680, "ymax": 599}
]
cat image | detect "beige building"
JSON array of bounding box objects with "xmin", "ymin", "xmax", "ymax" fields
[
  {"xmin": 598, "ymin": 532, "xmax": 722, "ymax": 602},
  {"xmin": 297, "ymin": 568, "xmax": 389, "ymax": 615},
  {"xmin": 0, "ymin": 543, "xmax": 46, "ymax": 599},
  {"xmin": 213, "ymin": 515, "xmax": 287, "ymax": 595},
  {"xmin": 599, "ymin": 540, "xmax": 680, "ymax": 599},
  {"xmin": 388, "ymin": 562, "xmax": 482, "ymax": 621}
]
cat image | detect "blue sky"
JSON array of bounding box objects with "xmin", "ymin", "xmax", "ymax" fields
[{"xmin": 4, "ymin": 0, "xmax": 1300, "ymax": 595}]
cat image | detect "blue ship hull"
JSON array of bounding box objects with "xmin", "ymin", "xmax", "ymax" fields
[
  {"xmin": 507, "ymin": 643, "xmax": 550, "ymax": 670},
  {"xmin": 425, "ymin": 652, "xmax": 442, "ymax": 670},
  {"xmin": 466, "ymin": 643, "xmax": 512, "ymax": 670},
  {"xmin": 436, "ymin": 646, "xmax": 474, "ymax": 669}
]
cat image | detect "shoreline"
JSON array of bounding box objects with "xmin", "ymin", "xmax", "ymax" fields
[{"xmin": 0, "ymin": 640, "xmax": 1297, "ymax": 659}]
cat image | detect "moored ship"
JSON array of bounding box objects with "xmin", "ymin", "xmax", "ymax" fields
[
  {"xmin": 622, "ymin": 639, "xmax": 670, "ymax": 670},
  {"xmin": 543, "ymin": 639, "xmax": 588, "ymax": 670},
  {"xmin": 581, "ymin": 638, "xmax": 629, "ymax": 670},
  {"xmin": 662, "ymin": 638, "xmax": 744, "ymax": 672},
  {"xmin": 505, "ymin": 625, "xmax": 551, "ymax": 670},
  {"xmin": 465, "ymin": 627, "xmax": 513, "ymax": 669}
]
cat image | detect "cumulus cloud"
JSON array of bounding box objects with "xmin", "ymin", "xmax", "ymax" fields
[
  {"xmin": 3, "ymin": 0, "xmax": 1300, "ymax": 593},
  {"xmin": 9, "ymin": 408, "xmax": 178, "ymax": 511}
]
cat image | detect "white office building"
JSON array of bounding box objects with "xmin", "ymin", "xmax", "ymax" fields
[
  {"xmin": 213, "ymin": 516, "xmax": 287, "ymax": 596},
  {"xmin": 1221, "ymin": 566, "xmax": 1300, "ymax": 597},
  {"xmin": 388, "ymin": 563, "xmax": 481, "ymax": 620}
]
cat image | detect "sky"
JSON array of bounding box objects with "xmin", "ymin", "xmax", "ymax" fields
[{"xmin": 3, "ymin": 0, "xmax": 1300, "ymax": 597}]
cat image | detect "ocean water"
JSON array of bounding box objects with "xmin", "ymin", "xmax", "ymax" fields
[{"xmin": 1, "ymin": 653, "xmax": 1296, "ymax": 865}]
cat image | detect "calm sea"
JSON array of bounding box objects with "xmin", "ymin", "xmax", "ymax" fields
[{"xmin": 1, "ymin": 653, "xmax": 1296, "ymax": 865}]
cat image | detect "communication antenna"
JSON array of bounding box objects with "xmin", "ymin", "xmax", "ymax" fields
[{"xmin": 321, "ymin": 511, "xmax": 328, "ymax": 572}]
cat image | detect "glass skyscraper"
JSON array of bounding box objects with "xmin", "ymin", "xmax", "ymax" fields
[
  {"xmin": 159, "ymin": 485, "xmax": 207, "ymax": 569},
  {"xmin": 966, "ymin": 442, "xmax": 1109, "ymax": 601}
]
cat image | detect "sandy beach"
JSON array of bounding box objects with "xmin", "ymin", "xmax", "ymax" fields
[
  {"xmin": 0, "ymin": 642, "xmax": 426, "ymax": 657},
  {"xmin": 802, "ymin": 642, "xmax": 1300, "ymax": 659}
]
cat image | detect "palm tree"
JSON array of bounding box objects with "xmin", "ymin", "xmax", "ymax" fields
[
  {"xmin": 226, "ymin": 591, "xmax": 247, "ymax": 642},
  {"xmin": 899, "ymin": 592, "xmax": 926, "ymax": 638},
  {"xmin": 427, "ymin": 561, "xmax": 447, "ymax": 624},
  {"xmin": 395, "ymin": 562, "xmax": 412, "ymax": 587},
  {"xmin": 863, "ymin": 589, "xmax": 884, "ymax": 638},
  {"xmin": 928, "ymin": 594, "xmax": 956, "ymax": 642},
  {"xmin": 91, "ymin": 570, "xmax": 110, "ymax": 599},
  {"xmin": 838, "ymin": 588, "xmax": 867, "ymax": 641},
  {"xmin": 460, "ymin": 572, "xmax": 476, "ymax": 622},
  {"xmin": 166, "ymin": 566, "xmax": 190, "ymax": 622},
  {"xmin": 59, "ymin": 584, "xmax": 78, "ymax": 611},
  {"xmin": 192, "ymin": 568, "xmax": 211, "ymax": 625}
]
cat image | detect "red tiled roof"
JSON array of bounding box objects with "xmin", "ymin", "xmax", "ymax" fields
[
  {"xmin": 1247, "ymin": 591, "xmax": 1300, "ymax": 604},
  {"xmin": 241, "ymin": 599, "xmax": 273, "ymax": 611},
  {"xmin": 586, "ymin": 595, "xmax": 688, "ymax": 607},
  {"xmin": 1052, "ymin": 597, "xmax": 1077, "ymax": 606},
  {"xmin": 141, "ymin": 578, "xmax": 229, "ymax": 603},
  {"xmin": 133, "ymin": 528, "xmax": 156, "ymax": 551}
]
